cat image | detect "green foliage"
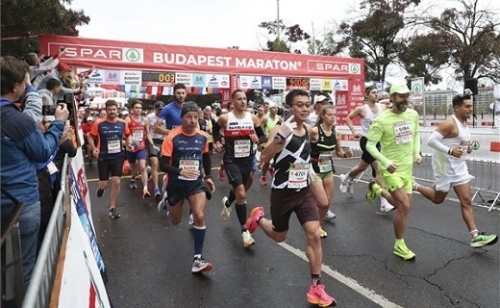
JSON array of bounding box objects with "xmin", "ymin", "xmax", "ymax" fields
[
  {"xmin": 306, "ymin": 30, "xmax": 342, "ymax": 56},
  {"xmin": 258, "ymin": 20, "xmax": 310, "ymax": 52},
  {"xmin": 1, "ymin": 0, "xmax": 90, "ymax": 57}
]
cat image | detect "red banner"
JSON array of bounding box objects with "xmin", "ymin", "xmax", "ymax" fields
[{"xmin": 39, "ymin": 35, "xmax": 364, "ymax": 79}]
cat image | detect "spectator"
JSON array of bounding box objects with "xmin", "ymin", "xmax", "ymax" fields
[
  {"xmin": 38, "ymin": 78, "xmax": 62, "ymax": 106},
  {"xmin": 24, "ymin": 48, "xmax": 63, "ymax": 88},
  {"xmin": 37, "ymin": 62, "xmax": 81, "ymax": 101},
  {"xmin": 1, "ymin": 56, "xmax": 69, "ymax": 288}
]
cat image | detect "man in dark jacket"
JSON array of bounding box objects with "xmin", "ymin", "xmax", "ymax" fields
[{"xmin": 1, "ymin": 56, "xmax": 69, "ymax": 288}]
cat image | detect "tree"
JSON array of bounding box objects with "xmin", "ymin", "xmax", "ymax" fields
[
  {"xmin": 306, "ymin": 30, "xmax": 343, "ymax": 56},
  {"xmin": 1, "ymin": 0, "xmax": 90, "ymax": 57},
  {"xmin": 336, "ymin": 0, "xmax": 422, "ymax": 82},
  {"xmin": 419, "ymin": 0, "xmax": 500, "ymax": 84},
  {"xmin": 258, "ymin": 20, "xmax": 310, "ymax": 52}
]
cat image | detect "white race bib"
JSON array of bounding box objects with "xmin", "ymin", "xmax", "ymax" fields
[
  {"xmin": 107, "ymin": 140, "xmax": 121, "ymax": 154},
  {"xmin": 288, "ymin": 162, "xmax": 310, "ymax": 189},
  {"xmin": 178, "ymin": 159, "xmax": 199, "ymax": 181},
  {"xmin": 393, "ymin": 120, "xmax": 413, "ymax": 144},
  {"xmin": 132, "ymin": 130, "xmax": 143, "ymax": 141},
  {"xmin": 318, "ymin": 152, "xmax": 333, "ymax": 173},
  {"xmin": 234, "ymin": 139, "xmax": 251, "ymax": 158}
]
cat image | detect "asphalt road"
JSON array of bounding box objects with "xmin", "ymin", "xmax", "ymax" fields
[{"xmin": 85, "ymin": 155, "xmax": 499, "ymax": 308}]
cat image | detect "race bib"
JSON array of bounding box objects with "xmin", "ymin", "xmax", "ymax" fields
[
  {"xmin": 318, "ymin": 152, "xmax": 333, "ymax": 173},
  {"xmin": 288, "ymin": 162, "xmax": 310, "ymax": 189},
  {"xmin": 178, "ymin": 159, "xmax": 199, "ymax": 181},
  {"xmin": 234, "ymin": 139, "xmax": 251, "ymax": 158},
  {"xmin": 133, "ymin": 130, "xmax": 143, "ymax": 140},
  {"xmin": 393, "ymin": 120, "xmax": 413, "ymax": 145},
  {"xmin": 107, "ymin": 140, "xmax": 121, "ymax": 154}
]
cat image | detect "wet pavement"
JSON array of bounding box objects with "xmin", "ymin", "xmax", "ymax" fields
[{"xmin": 85, "ymin": 154, "xmax": 499, "ymax": 308}]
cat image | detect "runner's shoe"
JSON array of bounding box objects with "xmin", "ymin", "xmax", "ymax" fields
[
  {"xmin": 191, "ymin": 257, "xmax": 212, "ymax": 273},
  {"xmin": 142, "ymin": 190, "xmax": 151, "ymax": 199},
  {"xmin": 259, "ymin": 176, "xmax": 267, "ymax": 186},
  {"xmin": 96, "ymin": 187, "xmax": 105, "ymax": 198},
  {"xmin": 146, "ymin": 165, "xmax": 152, "ymax": 182},
  {"xmin": 188, "ymin": 213, "xmax": 194, "ymax": 225},
  {"xmin": 380, "ymin": 197, "xmax": 395, "ymax": 212},
  {"xmin": 129, "ymin": 180, "xmax": 137, "ymax": 189},
  {"xmin": 218, "ymin": 168, "xmax": 225, "ymax": 182},
  {"xmin": 366, "ymin": 181, "xmax": 382, "ymax": 204},
  {"xmin": 324, "ymin": 210, "xmax": 336, "ymax": 221},
  {"xmin": 109, "ymin": 207, "xmax": 121, "ymax": 219},
  {"xmin": 339, "ymin": 174, "xmax": 349, "ymax": 194},
  {"xmin": 154, "ymin": 187, "xmax": 161, "ymax": 201},
  {"xmin": 393, "ymin": 242, "xmax": 416, "ymax": 260},
  {"xmin": 319, "ymin": 227, "xmax": 328, "ymax": 238},
  {"xmin": 306, "ymin": 283, "xmax": 336, "ymax": 307},
  {"xmin": 220, "ymin": 196, "xmax": 232, "ymax": 221},
  {"xmin": 348, "ymin": 182, "xmax": 354, "ymax": 195},
  {"xmin": 157, "ymin": 197, "xmax": 169, "ymax": 214},
  {"xmin": 246, "ymin": 206, "xmax": 264, "ymax": 234},
  {"xmin": 242, "ymin": 230, "xmax": 255, "ymax": 248},
  {"xmin": 470, "ymin": 233, "xmax": 498, "ymax": 248}
]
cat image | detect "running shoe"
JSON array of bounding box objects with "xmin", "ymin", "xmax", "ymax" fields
[
  {"xmin": 259, "ymin": 175, "xmax": 267, "ymax": 186},
  {"xmin": 188, "ymin": 213, "xmax": 194, "ymax": 225},
  {"xmin": 242, "ymin": 230, "xmax": 255, "ymax": 248},
  {"xmin": 347, "ymin": 182, "xmax": 354, "ymax": 195},
  {"xmin": 129, "ymin": 180, "xmax": 137, "ymax": 189},
  {"xmin": 366, "ymin": 181, "xmax": 382, "ymax": 204},
  {"xmin": 146, "ymin": 166, "xmax": 152, "ymax": 182},
  {"xmin": 393, "ymin": 242, "xmax": 416, "ymax": 260},
  {"xmin": 319, "ymin": 227, "xmax": 328, "ymax": 238},
  {"xmin": 218, "ymin": 168, "xmax": 225, "ymax": 182},
  {"xmin": 96, "ymin": 187, "xmax": 105, "ymax": 198},
  {"xmin": 154, "ymin": 187, "xmax": 161, "ymax": 201},
  {"xmin": 246, "ymin": 206, "xmax": 264, "ymax": 234},
  {"xmin": 142, "ymin": 190, "xmax": 151, "ymax": 199},
  {"xmin": 306, "ymin": 283, "xmax": 336, "ymax": 307},
  {"xmin": 191, "ymin": 257, "xmax": 212, "ymax": 273},
  {"xmin": 470, "ymin": 233, "xmax": 498, "ymax": 248},
  {"xmin": 380, "ymin": 197, "xmax": 395, "ymax": 212},
  {"xmin": 157, "ymin": 198, "xmax": 169, "ymax": 214},
  {"xmin": 220, "ymin": 196, "xmax": 232, "ymax": 221},
  {"xmin": 339, "ymin": 174, "xmax": 349, "ymax": 194},
  {"xmin": 109, "ymin": 207, "xmax": 121, "ymax": 219},
  {"xmin": 324, "ymin": 210, "xmax": 336, "ymax": 221}
]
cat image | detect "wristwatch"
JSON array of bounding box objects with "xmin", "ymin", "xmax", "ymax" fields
[{"xmin": 273, "ymin": 134, "xmax": 285, "ymax": 145}]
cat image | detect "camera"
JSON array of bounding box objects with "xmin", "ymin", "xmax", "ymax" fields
[{"xmin": 42, "ymin": 105, "xmax": 57, "ymax": 116}]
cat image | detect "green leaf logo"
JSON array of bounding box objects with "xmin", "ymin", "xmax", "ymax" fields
[
  {"xmin": 350, "ymin": 64, "xmax": 360, "ymax": 74},
  {"xmin": 471, "ymin": 141, "xmax": 480, "ymax": 150},
  {"xmin": 412, "ymin": 84, "xmax": 422, "ymax": 93}
]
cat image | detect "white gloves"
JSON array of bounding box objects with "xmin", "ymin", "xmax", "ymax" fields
[{"xmin": 278, "ymin": 116, "xmax": 297, "ymax": 139}]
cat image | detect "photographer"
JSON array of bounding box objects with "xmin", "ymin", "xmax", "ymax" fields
[
  {"xmin": 1, "ymin": 56, "xmax": 69, "ymax": 289},
  {"xmin": 24, "ymin": 48, "xmax": 64, "ymax": 88}
]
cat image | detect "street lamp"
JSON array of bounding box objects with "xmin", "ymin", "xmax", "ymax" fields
[{"xmin": 277, "ymin": 0, "xmax": 280, "ymax": 41}]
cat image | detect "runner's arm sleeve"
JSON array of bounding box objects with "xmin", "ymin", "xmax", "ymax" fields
[
  {"xmin": 427, "ymin": 131, "xmax": 449, "ymax": 154},
  {"xmin": 159, "ymin": 156, "xmax": 182, "ymax": 175},
  {"xmin": 254, "ymin": 126, "xmax": 267, "ymax": 143},
  {"xmin": 365, "ymin": 121, "xmax": 392, "ymax": 169},
  {"xmin": 202, "ymin": 152, "xmax": 212, "ymax": 177},
  {"xmin": 213, "ymin": 121, "xmax": 222, "ymax": 142}
]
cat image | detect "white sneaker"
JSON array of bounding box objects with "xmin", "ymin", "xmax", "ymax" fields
[
  {"xmin": 324, "ymin": 210, "xmax": 336, "ymax": 221},
  {"xmin": 348, "ymin": 182, "xmax": 354, "ymax": 195},
  {"xmin": 380, "ymin": 197, "xmax": 395, "ymax": 212},
  {"xmin": 339, "ymin": 174, "xmax": 349, "ymax": 193},
  {"xmin": 192, "ymin": 257, "xmax": 212, "ymax": 273},
  {"xmin": 188, "ymin": 213, "xmax": 194, "ymax": 225}
]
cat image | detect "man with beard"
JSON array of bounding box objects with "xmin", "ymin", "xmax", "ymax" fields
[
  {"xmin": 88, "ymin": 100, "xmax": 132, "ymax": 219},
  {"xmin": 155, "ymin": 83, "xmax": 187, "ymax": 135},
  {"xmin": 365, "ymin": 84, "xmax": 422, "ymax": 261}
]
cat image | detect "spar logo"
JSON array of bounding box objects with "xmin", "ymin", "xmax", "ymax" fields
[
  {"xmin": 307, "ymin": 60, "xmax": 350, "ymax": 73},
  {"xmin": 61, "ymin": 45, "xmax": 144, "ymax": 63},
  {"xmin": 349, "ymin": 63, "xmax": 361, "ymax": 74}
]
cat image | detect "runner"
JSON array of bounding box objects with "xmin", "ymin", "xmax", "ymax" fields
[
  {"xmin": 413, "ymin": 94, "xmax": 498, "ymax": 248},
  {"xmin": 310, "ymin": 105, "xmax": 353, "ymax": 237},
  {"xmin": 88, "ymin": 99, "xmax": 132, "ymax": 219},
  {"xmin": 259, "ymin": 102, "xmax": 280, "ymax": 186},
  {"xmin": 146, "ymin": 101, "xmax": 165, "ymax": 200},
  {"xmin": 245, "ymin": 89, "xmax": 336, "ymax": 307},
  {"xmin": 154, "ymin": 83, "xmax": 186, "ymax": 135},
  {"xmin": 217, "ymin": 102, "xmax": 233, "ymax": 182},
  {"xmin": 125, "ymin": 100, "xmax": 154, "ymax": 198},
  {"xmin": 213, "ymin": 90, "xmax": 266, "ymax": 248},
  {"xmin": 159, "ymin": 102, "xmax": 215, "ymax": 273},
  {"xmin": 365, "ymin": 83, "xmax": 421, "ymax": 260},
  {"xmin": 339, "ymin": 85, "xmax": 394, "ymax": 212}
]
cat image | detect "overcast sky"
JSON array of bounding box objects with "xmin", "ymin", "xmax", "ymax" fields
[{"xmin": 70, "ymin": 0, "xmax": 499, "ymax": 88}]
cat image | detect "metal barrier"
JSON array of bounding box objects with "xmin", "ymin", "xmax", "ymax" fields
[{"xmin": 22, "ymin": 155, "xmax": 69, "ymax": 308}]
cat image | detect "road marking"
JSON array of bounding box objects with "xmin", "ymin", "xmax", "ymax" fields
[{"xmin": 277, "ymin": 242, "xmax": 404, "ymax": 308}]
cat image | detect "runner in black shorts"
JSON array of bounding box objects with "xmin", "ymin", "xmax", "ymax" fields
[
  {"xmin": 88, "ymin": 100, "xmax": 132, "ymax": 219},
  {"xmin": 246, "ymin": 90, "xmax": 336, "ymax": 307}
]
